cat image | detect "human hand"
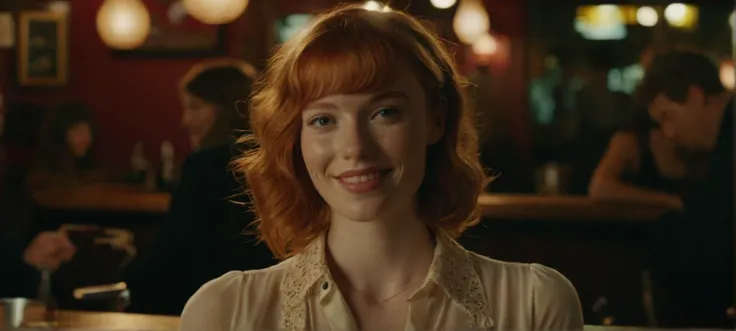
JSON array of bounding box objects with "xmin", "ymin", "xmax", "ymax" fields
[
  {"xmin": 665, "ymin": 196, "xmax": 684, "ymax": 211},
  {"xmin": 23, "ymin": 231, "xmax": 77, "ymax": 271}
]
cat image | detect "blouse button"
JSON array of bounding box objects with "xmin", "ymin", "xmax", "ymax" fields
[{"xmin": 322, "ymin": 282, "xmax": 329, "ymax": 290}]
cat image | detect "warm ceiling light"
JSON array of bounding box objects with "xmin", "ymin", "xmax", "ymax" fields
[
  {"xmin": 452, "ymin": 0, "xmax": 489, "ymax": 44},
  {"xmin": 636, "ymin": 6, "xmax": 658, "ymax": 27},
  {"xmin": 472, "ymin": 33, "xmax": 497, "ymax": 56},
  {"xmin": 430, "ymin": 0, "xmax": 457, "ymax": 9},
  {"xmin": 664, "ymin": 3, "xmax": 698, "ymax": 28},
  {"xmin": 363, "ymin": 1, "xmax": 391, "ymax": 12},
  {"xmin": 721, "ymin": 60, "xmax": 734, "ymax": 90},
  {"xmin": 363, "ymin": 1, "xmax": 382, "ymax": 11},
  {"xmin": 664, "ymin": 3, "xmax": 686, "ymax": 23},
  {"xmin": 182, "ymin": 0, "xmax": 249, "ymax": 24},
  {"xmin": 96, "ymin": 0, "xmax": 151, "ymax": 50}
]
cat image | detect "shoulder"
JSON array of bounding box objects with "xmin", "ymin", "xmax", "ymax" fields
[
  {"xmin": 527, "ymin": 264, "xmax": 580, "ymax": 304},
  {"xmin": 468, "ymin": 255, "xmax": 583, "ymax": 330},
  {"xmin": 528, "ymin": 264, "xmax": 584, "ymax": 330},
  {"xmin": 468, "ymin": 253, "xmax": 570, "ymax": 292},
  {"xmin": 179, "ymin": 263, "xmax": 291, "ymax": 331}
]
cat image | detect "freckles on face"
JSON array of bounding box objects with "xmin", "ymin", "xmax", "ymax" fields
[
  {"xmin": 299, "ymin": 94, "xmax": 417, "ymax": 177},
  {"xmin": 297, "ymin": 71, "xmax": 437, "ymax": 221}
]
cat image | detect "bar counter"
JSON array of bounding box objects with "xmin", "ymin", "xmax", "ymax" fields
[
  {"xmin": 32, "ymin": 183, "xmax": 170, "ymax": 214},
  {"xmin": 33, "ymin": 184, "xmax": 673, "ymax": 220}
]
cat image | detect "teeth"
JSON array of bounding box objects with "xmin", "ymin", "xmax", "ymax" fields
[{"xmin": 343, "ymin": 172, "xmax": 380, "ymax": 184}]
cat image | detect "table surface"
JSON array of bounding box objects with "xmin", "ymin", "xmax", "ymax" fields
[
  {"xmin": 0, "ymin": 306, "xmax": 179, "ymax": 330},
  {"xmin": 1, "ymin": 305, "xmax": 728, "ymax": 331}
]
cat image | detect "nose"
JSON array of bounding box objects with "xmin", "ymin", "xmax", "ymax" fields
[{"xmin": 337, "ymin": 120, "xmax": 373, "ymax": 161}]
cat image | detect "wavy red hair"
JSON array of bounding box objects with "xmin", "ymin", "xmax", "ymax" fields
[{"xmin": 235, "ymin": 3, "xmax": 490, "ymax": 259}]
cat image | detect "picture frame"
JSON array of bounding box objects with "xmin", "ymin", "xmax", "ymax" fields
[
  {"xmin": 17, "ymin": 11, "xmax": 68, "ymax": 87},
  {"xmin": 112, "ymin": 0, "xmax": 225, "ymax": 58}
]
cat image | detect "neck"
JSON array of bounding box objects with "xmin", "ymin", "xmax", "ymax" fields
[
  {"xmin": 704, "ymin": 92, "xmax": 732, "ymax": 150},
  {"xmin": 326, "ymin": 208, "xmax": 435, "ymax": 297}
]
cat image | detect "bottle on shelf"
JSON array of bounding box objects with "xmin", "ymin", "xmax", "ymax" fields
[
  {"xmin": 129, "ymin": 141, "xmax": 149, "ymax": 184},
  {"xmin": 157, "ymin": 141, "xmax": 176, "ymax": 192}
]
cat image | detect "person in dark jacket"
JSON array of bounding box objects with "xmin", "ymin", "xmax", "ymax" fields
[
  {"xmin": 124, "ymin": 60, "xmax": 275, "ymax": 315},
  {"xmin": 639, "ymin": 49, "xmax": 734, "ymax": 328}
]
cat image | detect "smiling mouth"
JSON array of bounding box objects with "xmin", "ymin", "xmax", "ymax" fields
[{"xmin": 336, "ymin": 169, "xmax": 392, "ymax": 194}]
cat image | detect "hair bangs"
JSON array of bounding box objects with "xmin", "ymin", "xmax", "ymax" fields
[{"xmin": 287, "ymin": 27, "xmax": 408, "ymax": 105}]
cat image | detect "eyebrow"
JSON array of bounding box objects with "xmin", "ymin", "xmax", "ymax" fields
[{"xmin": 305, "ymin": 90, "xmax": 410, "ymax": 110}]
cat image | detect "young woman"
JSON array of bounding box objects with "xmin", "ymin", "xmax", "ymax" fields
[
  {"xmin": 179, "ymin": 59, "xmax": 257, "ymax": 151},
  {"xmin": 26, "ymin": 102, "xmax": 98, "ymax": 191},
  {"xmin": 180, "ymin": 5, "xmax": 583, "ymax": 331}
]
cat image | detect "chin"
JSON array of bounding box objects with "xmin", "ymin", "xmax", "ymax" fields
[{"xmin": 330, "ymin": 197, "xmax": 392, "ymax": 223}]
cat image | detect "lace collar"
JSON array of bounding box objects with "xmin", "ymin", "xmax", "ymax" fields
[{"xmin": 279, "ymin": 230, "xmax": 494, "ymax": 330}]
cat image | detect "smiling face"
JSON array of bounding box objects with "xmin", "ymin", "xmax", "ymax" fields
[{"xmin": 300, "ymin": 67, "xmax": 443, "ymax": 223}]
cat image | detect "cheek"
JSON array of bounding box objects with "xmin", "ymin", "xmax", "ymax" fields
[
  {"xmin": 201, "ymin": 108, "xmax": 218, "ymax": 127},
  {"xmin": 300, "ymin": 133, "xmax": 332, "ymax": 177},
  {"xmin": 376, "ymin": 124, "xmax": 426, "ymax": 165}
]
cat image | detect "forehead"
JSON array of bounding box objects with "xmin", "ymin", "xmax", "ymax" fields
[
  {"xmin": 305, "ymin": 67, "xmax": 427, "ymax": 108},
  {"xmin": 284, "ymin": 14, "xmax": 444, "ymax": 109},
  {"xmin": 648, "ymin": 93, "xmax": 678, "ymax": 119}
]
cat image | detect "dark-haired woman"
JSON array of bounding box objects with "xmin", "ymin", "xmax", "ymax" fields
[{"xmin": 125, "ymin": 60, "xmax": 274, "ymax": 315}]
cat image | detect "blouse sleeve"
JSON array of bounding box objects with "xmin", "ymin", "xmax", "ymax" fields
[
  {"xmin": 530, "ymin": 263, "xmax": 584, "ymax": 330},
  {"xmin": 179, "ymin": 271, "xmax": 249, "ymax": 331}
]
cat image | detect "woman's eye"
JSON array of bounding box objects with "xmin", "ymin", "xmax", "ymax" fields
[
  {"xmin": 374, "ymin": 107, "xmax": 400, "ymax": 119},
  {"xmin": 308, "ymin": 116, "xmax": 334, "ymax": 127}
]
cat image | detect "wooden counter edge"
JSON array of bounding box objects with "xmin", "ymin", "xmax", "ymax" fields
[
  {"xmin": 34, "ymin": 187, "xmax": 672, "ymax": 222},
  {"xmin": 477, "ymin": 194, "xmax": 673, "ymax": 221}
]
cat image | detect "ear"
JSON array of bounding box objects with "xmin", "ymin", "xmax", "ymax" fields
[
  {"xmin": 686, "ymin": 85, "xmax": 706, "ymax": 105},
  {"xmin": 426, "ymin": 106, "xmax": 445, "ymax": 145}
]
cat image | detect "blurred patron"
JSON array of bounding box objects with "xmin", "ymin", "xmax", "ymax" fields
[
  {"xmin": 639, "ymin": 49, "xmax": 733, "ymax": 328},
  {"xmin": 124, "ymin": 59, "xmax": 274, "ymax": 315},
  {"xmin": 25, "ymin": 102, "xmax": 112, "ymax": 191},
  {"xmin": 0, "ymin": 231, "xmax": 76, "ymax": 298},
  {"xmin": 179, "ymin": 59, "xmax": 257, "ymax": 151},
  {"xmin": 589, "ymin": 107, "xmax": 694, "ymax": 209}
]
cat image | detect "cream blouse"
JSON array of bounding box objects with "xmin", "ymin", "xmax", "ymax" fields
[{"xmin": 179, "ymin": 231, "xmax": 584, "ymax": 331}]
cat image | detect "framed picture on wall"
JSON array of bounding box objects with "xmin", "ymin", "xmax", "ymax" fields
[
  {"xmin": 17, "ymin": 11, "xmax": 68, "ymax": 87},
  {"xmin": 112, "ymin": 0, "xmax": 225, "ymax": 57}
]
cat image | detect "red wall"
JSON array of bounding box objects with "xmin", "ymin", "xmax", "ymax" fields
[
  {"xmin": 2, "ymin": 0, "xmax": 266, "ymax": 168},
  {"xmin": 3, "ymin": 0, "xmax": 528, "ymax": 169}
]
